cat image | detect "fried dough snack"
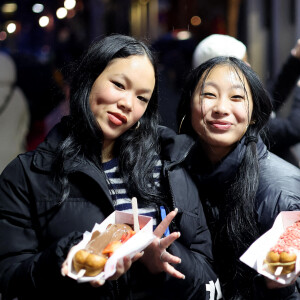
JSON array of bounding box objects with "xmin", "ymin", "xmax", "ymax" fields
[
  {"xmin": 265, "ymin": 221, "xmax": 300, "ymax": 275},
  {"xmin": 73, "ymin": 223, "xmax": 135, "ymax": 277}
]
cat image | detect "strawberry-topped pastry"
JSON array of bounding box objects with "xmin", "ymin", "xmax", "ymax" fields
[{"xmin": 265, "ymin": 221, "xmax": 300, "ymax": 275}]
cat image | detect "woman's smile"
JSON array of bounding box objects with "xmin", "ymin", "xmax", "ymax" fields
[
  {"xmin": 208, "ymin": 120, "xmax": 232, "ymax": 130},
  {"xmin": 107, "ymin": 111, "xmax": 128, "ymax": 126}
]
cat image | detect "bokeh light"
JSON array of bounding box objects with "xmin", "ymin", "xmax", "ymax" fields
[
  {"xmin": 0, "ymin": 31, "xmax": 7, "ymax": 41},
  {"xmin": 176, "ymin": 30, "xmax": 192, "ymax": 40},
  {"xmin": 39, "ymin": 16, "xmax": 50, "ymax": 27},
  {"xmin": 64, "ymin": 0, "xmax": 76, "ymax": 10},
  {"xmin": 32, "ymin": 4, "xmax": 44, "ymax": 13},
  {"xmin": 1, "ymin": 3, "xmax": 17, "ymax": 14},
  {"xmin": 56, "ymin": 7, "xmax": 68, "ymax": 19},
  {"xmin": 6, "ymin": 22, "xmax": 16, "ymax": 33},
  {"xmin": 191, "ymin": 16, "xmax": 201, "ymax": 26}
]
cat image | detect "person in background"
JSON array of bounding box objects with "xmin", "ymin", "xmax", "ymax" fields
[
  {"xmin": 192, "ymin": 34, "xmax": 248, "ymax": 67},
  {"xmin": 175, "ymin": 56, "xmax": 300, "ymax": 299},
  {"xmin": 192, "ymin": 34, "xmax": 300, "ymax": 167},
  {"xmin": 12, "ymin": 52, "xmax": 65, "ymax": 151},
  {"xmin": 0, "ymin": 51, "xmax": 30, "ymax": 173},
  {"xmin": 267, "ymin": 39, "xmax": 300, "ymax": 166},
  {"xmin": 0, "ymin": 34, "xmax": 218, "ymax": 300}
]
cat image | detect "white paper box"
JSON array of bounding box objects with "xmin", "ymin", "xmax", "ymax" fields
[
  {"xmin": 240, "ymin": 211, "xmax": 300, "ymax": 284},
  {"xmin": 66, "ymin": 211, "xmax": 156, "ymax": 283}
]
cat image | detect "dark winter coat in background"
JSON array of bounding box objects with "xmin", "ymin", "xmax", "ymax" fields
[{"xmin": 267, "ymin": 54, "xmax": 300, "ymax": 164}]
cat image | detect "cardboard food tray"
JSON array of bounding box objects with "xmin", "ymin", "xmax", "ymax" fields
[
  {"xmin": 240, "ymin": 211, "xmax": 300, "ymax": 284},
  {"xmin": 66, "ymin": 210, "xmax": 156, "ymax": 283}
]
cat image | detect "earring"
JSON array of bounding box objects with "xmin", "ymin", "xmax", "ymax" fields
[
  {"xmin": 135, "ymin": 121, "xmax": 140, "ymax": 130},
  {"xmin": 250, "ymin": 120, "xmax": 256, "ymax": 125},
  {"xmin": 178, "ymin": 115, "xmax": 186, "ymax": 134}
]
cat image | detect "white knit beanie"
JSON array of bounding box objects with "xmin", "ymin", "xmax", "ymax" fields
[{"xmin": 192, "ymin": 34, "xmax": 247, "ymax": 68}]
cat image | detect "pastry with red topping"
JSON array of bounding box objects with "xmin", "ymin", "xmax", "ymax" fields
[{"xmin": 265, "ymin": 221, "xmax": 300, "ymax": 275}]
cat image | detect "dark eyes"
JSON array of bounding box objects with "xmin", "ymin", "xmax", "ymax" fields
[
  {"xmin": 137, "ymin": 96, "xmax": 149, "ymax": 103},
  {"xmin": 202, "ymin": 92, "xmax": 215, "ymax": 97},
  {"xmin": 231, "ymin": 95, "xmax": 245, "ymax": 99},
  {"xmin": 113, "ymin": 81, "xmax": 125, "ymax": 89},
  {"xmin": 202, "ymin": 92, "xmax": 245, "ymax": 100},
  {"xmin": 113, "ymin": 81, "xmax": 149, "ymax": 103}
]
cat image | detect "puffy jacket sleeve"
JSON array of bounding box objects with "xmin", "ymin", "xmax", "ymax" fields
[{"xmin": 0, "ymin": 157, "xmax": 82, "ymax": 298}]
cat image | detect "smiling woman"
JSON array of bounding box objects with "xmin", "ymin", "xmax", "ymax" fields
[
  {"xmin": 175, "ymin": 56, "xmax": 300, "ymax": 299},
  {"xmin": 88, "ymin": 55, "xmax": 155, "ymax": 161},
  {"xmin": 191, "ymin": 64, "xmax": 253, "ymax": 163},
  {"xmin": 0, "ymin": 34, "xmax": 219, "ymax": 300}
]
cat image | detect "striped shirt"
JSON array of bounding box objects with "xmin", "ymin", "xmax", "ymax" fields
[{"xmin": 102, "ymin": 158, "xmax": 161, "ymax": 228}]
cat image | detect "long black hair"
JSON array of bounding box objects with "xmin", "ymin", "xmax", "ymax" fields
[
  {"xmin": 178, "ymin": 56, "xmax": 273, "ymax": 299},
  {"xmin": 54, "ymin": 34, "xmax": 161, "ymax": 203}
]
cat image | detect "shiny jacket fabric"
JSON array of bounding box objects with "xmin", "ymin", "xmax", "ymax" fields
[
  {"xmin": 0, "ymin": 120, "xmax": 218, "ymax": 300},
  {"xmin": 187, "ymin": 134, "xmax": 300, "ymax": 300}
]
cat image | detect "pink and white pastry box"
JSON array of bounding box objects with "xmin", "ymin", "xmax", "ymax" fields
[
  {"xmin": 240, "ymin": 211, "xmax": 300, "ymax": 284},
  {"xmin": 66, "ymin": 210, "xmax": 156, "ymax": 283}
]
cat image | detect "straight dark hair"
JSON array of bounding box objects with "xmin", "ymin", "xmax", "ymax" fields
[
  {"xmin": 53, "ymin": 34, "xmax": 162, "ymax": 204},
  {"xmin": 178, "ymin": 56, "xmax": 273, "ymax": 299}
]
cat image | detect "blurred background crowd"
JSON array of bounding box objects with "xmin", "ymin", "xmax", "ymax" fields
[{"xmin": 0, "ymin": 0, "xmax": 300, "ymax": 171}]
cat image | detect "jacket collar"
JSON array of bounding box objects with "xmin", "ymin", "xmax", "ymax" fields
[
  {"xmin": 158, "ymin": 125, "xmax": 195, "ymax": 166},
  {"xmin": 33, "ymin": 117, "xmax": 81, "ymax": 172},
  {"xmin": 32, "ymin": 117, "xmax": 113, "ymax": 204},
  {"xmin": 191, "ymin": 135, "xmax": 267, "ymax": 186}
]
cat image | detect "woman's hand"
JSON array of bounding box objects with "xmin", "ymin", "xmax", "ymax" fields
[
  {"xmin": 264, "ymin": 271, "xmax": 300, "ymax": 289},
  {"xmin": 90, "ymin": 252, "xmax": 144, "ymax": 287},
  {"xmin": 291, "ymin": 39, "xmax": 300, "ymax": 60},
  {"xmin": 140, "ymin": 208, "xmax": 185, "ymax": 279}
]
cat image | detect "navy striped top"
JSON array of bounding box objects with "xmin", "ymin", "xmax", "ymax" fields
[{"xmin": 102, "ymin": 158, "xmax": 161, "ymax": 229}]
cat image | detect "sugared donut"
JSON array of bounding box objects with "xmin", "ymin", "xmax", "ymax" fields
[{"xmin": 265, "ymin": 221, "xmax": 300, "ymax": 275}]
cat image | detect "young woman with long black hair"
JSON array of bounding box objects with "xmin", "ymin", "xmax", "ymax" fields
[
  {"xmin": 0, "ymin": 34, "xmax": 218, "ymax": 300},
  {"xmin": 175, "ymin": 56, "xmax": 300, "ymax": 299}
]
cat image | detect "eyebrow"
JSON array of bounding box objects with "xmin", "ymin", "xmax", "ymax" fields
[{"xmin": 204, "ymin": 81, "xmax": 245, "ymax": 90}]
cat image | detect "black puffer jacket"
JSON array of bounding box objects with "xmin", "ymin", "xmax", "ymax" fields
[
  {"xmin": 0, "ymin": 121, "xmax": 219, "ymax": 300},
  {"xmin": 187, "ymin": 134, "xmax": 300, "ymax": 300}
]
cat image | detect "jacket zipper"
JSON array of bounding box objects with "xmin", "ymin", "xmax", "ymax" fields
[{"xmin": 115, "ymin": 279, "xmax": 120, "ymax": 299}]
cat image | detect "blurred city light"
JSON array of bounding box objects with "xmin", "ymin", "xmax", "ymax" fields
[
  {"xmin": 6, "ymin": 22, "xmax": 16, "ymax": 33},
  {"xmin": 191, "ymin": 16, "xmax": 201, "ymax": 26},
  {"xmin": 176, "ymin": 30, "xmax": 192, "ymax": 40},
  {"xmin": 0, "ymin": 31, "xmax": 7, "ymax": 41},
  {"xmin": 56, "ymin": 7, "xmax": 68, "ymax": 19},
  {"xmin": 64, "ymin": 0, "xmax": 76, "ymax": 10},
  {"xmin": 1, "ymin": 3, "xmax": 17, "ymax": 14},
  {"xmin": 32, "ymin": 4, "xmax": 44, "ymax": 14},
  {"xmin": 39, "ymin": 16, "xmax": 50, "ymax": 27}
]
